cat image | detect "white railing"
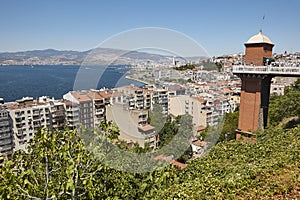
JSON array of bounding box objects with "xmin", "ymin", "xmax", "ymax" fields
[{"xmin": 232, "ymin": 65, "xmax": 300, "ymax": 75}]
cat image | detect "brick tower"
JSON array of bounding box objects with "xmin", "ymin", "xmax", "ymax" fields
[
  {"xmin": 236, "ymin": 31, "xmax": 274, "ymax": 138},
  {"xmin": 244, "ymin": 31, "xmax": 274, "ymax": 66}
]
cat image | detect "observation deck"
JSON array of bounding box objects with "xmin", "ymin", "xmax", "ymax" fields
[{"xmin": 232, "ymin": 65, "xmax": 300, "ymax": 77}]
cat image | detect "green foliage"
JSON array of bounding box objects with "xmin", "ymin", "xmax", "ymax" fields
[
  {"xmin": 1, "ymin": 99, "xmax": 299, "ymax": 199},
  {"xmin": 268, "ymin": 80, "xmax": 300, "ymax": 126},
  {"xmin": 149, "ymin": 104, "xmax": 166, "ymax": 133},
  {"xmin": 215, "ymin": 62, "xmax": 222, "ymax": 72},
  {"xmin": 201, "ymin": 60, "xmax": 219, "ymax": 71},
  {"xmin": 0, "ymin": 128, "xmax": 99, "ymax": 199},
  {"xmin": 155, "ymin": 125, "xmax": 300, "ymax": 199},
  {"xmin": 157, "ymin": 116, "xmax": 179, "ymax": 147},
  {"xmin": 201, "ymin": 111, "xmax": 238, "ymax": 144},
  {"xmin": 0, "ymin": 128, "xmax": 138, "ymax": 199},
  {"xmin": 219, "ymin": 111, "xmax": 239, "ymax": 142},
  {"xmin": 174, "ymin": 64, "xmax": 195, "ymax": 71}
]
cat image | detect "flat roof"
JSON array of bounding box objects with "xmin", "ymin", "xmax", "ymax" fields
[{"xmin": 138, "ymin": 124, "xmax": 155, "ymax": 132}]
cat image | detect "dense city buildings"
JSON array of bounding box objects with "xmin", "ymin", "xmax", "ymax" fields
[{"xmin": 1, "ymin": 41, "xmax": 299, "ymax": 157}]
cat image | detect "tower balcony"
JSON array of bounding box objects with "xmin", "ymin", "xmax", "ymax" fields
[{"xmin": 232, "ymin": 65, "xmax": 300, "ymax": 77}]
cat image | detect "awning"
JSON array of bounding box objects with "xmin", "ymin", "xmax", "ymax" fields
[{"xmin": 263, "ymin": 57, "xmax": 275, "ymax": 62}]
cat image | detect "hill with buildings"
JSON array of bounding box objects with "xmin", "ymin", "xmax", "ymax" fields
[
  {"xmin": 0, "ymin": 48, "xmax": 171, "ymax": 65},
  {"xmin": 0, "ymin": 80, "xmax": 299, "ymax": 199}
]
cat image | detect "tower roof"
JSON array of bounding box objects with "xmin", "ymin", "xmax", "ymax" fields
[{"xmin": 245, "ymin": 31, "xmax": 273, "ymax": 45}]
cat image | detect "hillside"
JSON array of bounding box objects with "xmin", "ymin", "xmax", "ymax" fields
[
  {"xmin": 155, "ymin": 125, "xmax": 300, "ymax": 199},
  {"xmin": 0, "ymin": 124, "xmax": 299, "ymax": 199},
  {"xmin": 0, "ymin": 48, "xmax": 170, "ymax": 65}
]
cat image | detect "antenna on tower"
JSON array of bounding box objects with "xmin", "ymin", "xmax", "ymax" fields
[{"xmin": 260, "ymin": 15, "xmax": 265, "ymax": 33}]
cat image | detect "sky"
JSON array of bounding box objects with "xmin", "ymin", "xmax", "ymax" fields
[{"xmin": 0, "ymin": 0, "xmax": 300, "ymax": 56}]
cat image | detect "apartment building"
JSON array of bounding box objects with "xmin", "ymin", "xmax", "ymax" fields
[
  {"xmin": 169, "ymin": 95, "xmax": 207, "ymax": 129},
  {"xmin": 106, "ymin": 103, "xmax": 158, "ymax": 149},
  {"xmin": 50, "ymin": 101, "xmax": 66, "ymax": 130},
  {"xmin": 151, "ymin": 88, "xmax": 169, "ymax": 116},
  {"xmin": 270, "ymin": 83, "xmax": 285, "ymax": 96},
  {"xmin": 64, "ymin": 100, "xmax": 80, "ymax": 130},
  {"xmin": 63, "ymin": 91, "xmax": 94, "ymax": 129},
  {"xmin": 115, "ymin": 85, "xmax": 169, "ymax": 115},
  {"xmin": 86, "ymin": 90, "xmax": 106, "ymax": 127},
  {"xmin": 214, "ymin": 99, "xmax": 236, "ymax": 116},
  {"xmin": 0, "ymin": 105, "xmax": 13, "ymax": 157},
  {"xmin": 6, "ymin": 97, "xmax": 52, "ymax": 151}
]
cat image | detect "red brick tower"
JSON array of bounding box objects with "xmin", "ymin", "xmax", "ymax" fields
[
  {"xmin": 236, "ymin": 31, "xmax": 274, "ymax": 138},
  {"xmin": 244, "ymin": 31, "xmax": 274, "ymax": 66}
]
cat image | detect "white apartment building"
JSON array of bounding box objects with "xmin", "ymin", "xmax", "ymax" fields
[
  {"xmin": 214, "ymin": 99, "xmax": 236, "ymax": 116},
  {"xmin": 6, "ymin": 97, "xmax": 52, "ymax": 151},
  {"xmin": 63, "ymin": 91, "xmax": 94, "ymax": 129},
  {"xmin": 115, "ymin": 85, "xmax": 169, "ymax": 116},
  {"xmin": 270, "ymin": 83, "xmax": 285, "ymax": 96},
  {"xmin": 0, "ymin": 105, "xmax": 14, "ymax": 157},
  {"xmin": 86, "ymin": 90, "xmax": 106, "ymax": 127},
  {"xmin": 169, "ymin": 95, "xmax": 207, "ymax": 129},
  {"xmin": 106, "ymin": 103, "xmax": 158, "ymax": 149},
  {"xmin": 64, "ymin": 100, "xmax": 80, "ymax": 130}
]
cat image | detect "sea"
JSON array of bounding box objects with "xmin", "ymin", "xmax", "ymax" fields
[{"xmin": 0, "ymin": 65, "xmax": 144, "ymax": 102}]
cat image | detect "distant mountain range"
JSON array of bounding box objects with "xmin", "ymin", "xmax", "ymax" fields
[{"xmin": 0, "ymin": 48, "xmax": 174, "ymax": 66}]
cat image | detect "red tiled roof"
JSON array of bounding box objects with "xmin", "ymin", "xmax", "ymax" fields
[
  {"xmin": 192, "ymin": 139, "xmax": 207, "ymax": 147},
  {"xmin": 222, "ymin": 88, "xmax": 232, "ymax": 93},
  {"xmin": 138, "ymin": 124, "xmax": 154, "ymax": 132},
  {"xmin": 72, "ymin": 92, "xmax": 91, "ymax": 103},
  {"xmin": 154, "ymin": 154, "xmax": 187, "ymax": 169},
  {"xmin": 171, "ymin": 160, "xmax": 187, "ymax": 169},
  {"xmin": 192, "ymin": 97, "xmax": 206, "ymax": 103},
  {"xmin": 99, "ymin": 91, "xmax": 113, "ymax": 99},
  {"xmin": 64, "ymin": 100, "xmax": 78, "ymax": 106},
  {"xmin": 87, "ymin": 91, "xmax": 103, "ymax": 100},
  {"xmin": 197, "ymin": 126, "xmax": 206, "ymax": 132}
]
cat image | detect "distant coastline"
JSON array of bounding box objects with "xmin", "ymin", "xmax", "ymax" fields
[{"xmin": 125, "ymin": 75, "xmax": 151, "ymax": 85}]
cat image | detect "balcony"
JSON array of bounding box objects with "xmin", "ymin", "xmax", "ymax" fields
[
  {"xmin": 0, "ymin": 139, "xmax": 12, "ymax": 146},
  {"xmin": 67, "ymin": 117, "xmax": 79, "ymax": 122},
  {"xmin": 232, "ymin": 65, "xmax": 300, "ymax": 76},
  {"xmin": 0, "ymin": 121, "xmax": 9, "ymax": 126},
  {"xmin": 95, "ymin": 100, "xmax": 105, "ymax": 105},
  {"xmin": 66, "ymin": 107, "xmax": 79, "ymax": 112},
  {"xmin": 67, "ymin": 111, "xmax": 79, "ymax": 117},
  {"xmin": 95, "ymin": 109, "xmax": 105, "ymax": 115},
  {"xmin": 0, "ymin": 133, "xmax": 11, "ymax": 140},
  {"xmin": 139, "ymin": 118, "xmax": 147, "ymax": 123},
  {"xmin": 52, "ymin": 112, "xmax": 65, "ymax": 117},
  {"xmin": 32, "ymin": 110, "xmax": 40, "ymax": 116},
  {"xmin": 0, "ymin": 128, "xmax": 10, "ymax": 134},
  {"xmin": 0, "ymin": 146, "xmax": 13, "ymax": 153}
]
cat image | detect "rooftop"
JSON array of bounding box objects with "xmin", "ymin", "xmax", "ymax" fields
[
  {"xmin": 72, "ymin": 92, "xmax": 91, "ymax": 103},
  {"xmin": 138, "ymin": 124, "xmax": 155, "ymax": 132},
  {"xmin": 245, "ymin": 31, "xmax": 273, "ymax": 45},
  {"xmin": 87, "ymin": 90, "xmax": 104, "ymax": 100}
]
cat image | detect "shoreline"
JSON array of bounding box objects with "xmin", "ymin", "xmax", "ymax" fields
[{"xmin": 125, "ymin": 75, "xmax": 151, "ymax": 85}]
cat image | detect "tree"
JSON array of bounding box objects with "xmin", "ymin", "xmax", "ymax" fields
[
  {"xmin": 219, "ymin": 111, "xmax": 239, "ymax": 142},
  {"xmin": 215, "ymin": 62, "xmax": 222, "ymax": 72},
  {"xmin": 0, "ymin": 128, "xmax": 99, "ymax": 199},
  {"xmin": 268, "ymin": 78, "xmax": 300, "ymax": 127},
  {"xmin": 149, "ymin": 104, "xmax": 166, "ymax": 133}
]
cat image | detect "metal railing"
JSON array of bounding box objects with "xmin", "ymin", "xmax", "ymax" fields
[{"xmin": 232, "ymin": 65, "xmax": 300, "ymax": 75}]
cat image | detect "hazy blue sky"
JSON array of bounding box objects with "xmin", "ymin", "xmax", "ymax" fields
[{"xmin": 1, "ymin": 0, "xmax": 299, "ymax": 56}]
